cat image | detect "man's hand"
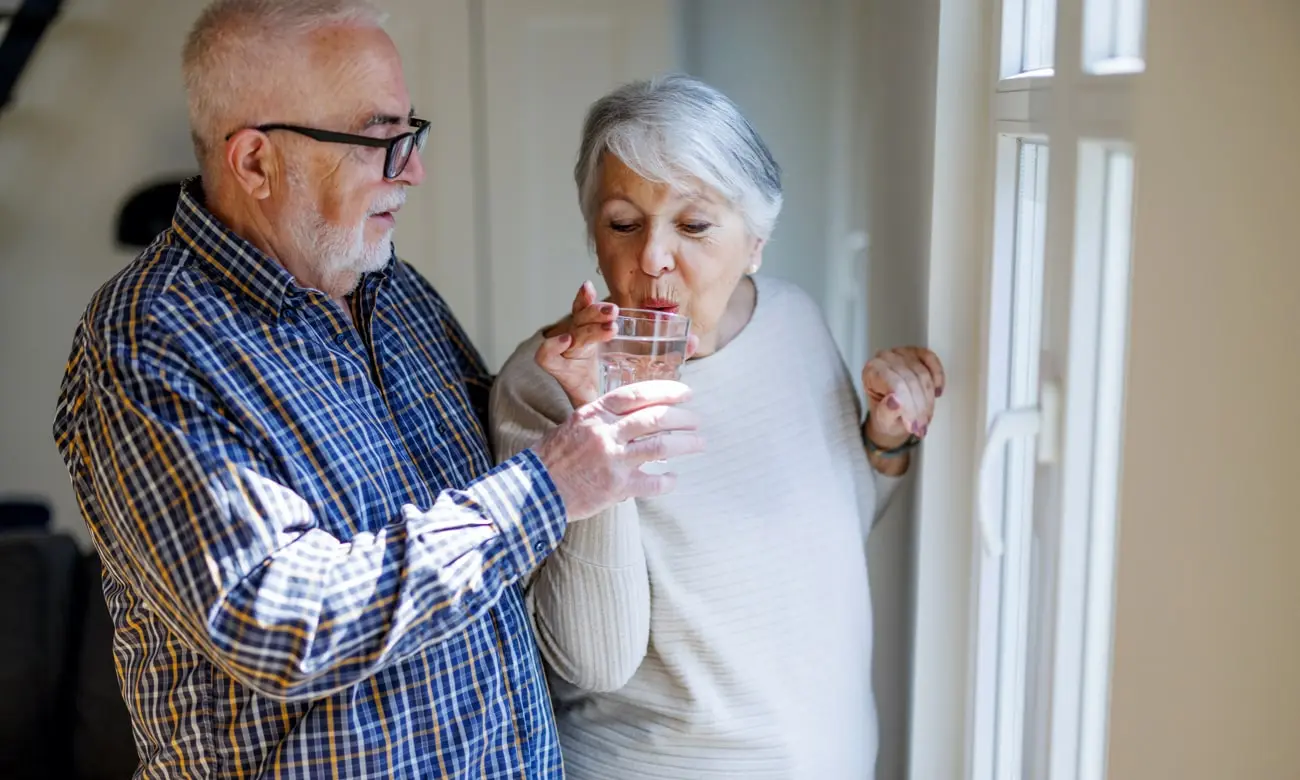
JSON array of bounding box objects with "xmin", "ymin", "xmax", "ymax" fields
[{"xmin": 534, "ymin": 379, "xmax": 704, "ymax": 519}]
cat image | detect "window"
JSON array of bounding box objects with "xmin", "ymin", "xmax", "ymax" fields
[{"xmin": 961, "ymin": 0, "xmax": 1143, "ymax": 778}]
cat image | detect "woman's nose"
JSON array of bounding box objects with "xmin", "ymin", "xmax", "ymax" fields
[{"xmin": 638, "ymin": 229, "xmax": 676, "ymax": 277}]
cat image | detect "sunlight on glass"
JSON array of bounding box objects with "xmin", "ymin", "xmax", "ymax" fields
[
  {"xmin": 1021, "ymin": 0, "xmax": 1056, "ymax": 72},
  {"xmin": 991, "ymin": 139, "xmax": 1050, "ymax": 780},
  {"xmin": 1084, "ymin": 0, "xmax": 1147, "ymax": 73},
  {"xmin": 1077, "ymin": 149, "xmax": 1133, "ymax": 780}
]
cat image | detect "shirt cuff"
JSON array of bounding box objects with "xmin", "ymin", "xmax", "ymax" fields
[{"xmin": 467, "ymin": 449, "xmax": 568, "ymax": 577}]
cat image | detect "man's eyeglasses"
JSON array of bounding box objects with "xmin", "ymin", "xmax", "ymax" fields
[{"xmin": 226, "ymin": 118, "xmax": 430, "ymax": 180}]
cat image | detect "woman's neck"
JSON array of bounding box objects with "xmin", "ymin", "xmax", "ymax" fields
[{"xmin": 693, "ymin": 275, "xmax": 758, "ymax": 359}]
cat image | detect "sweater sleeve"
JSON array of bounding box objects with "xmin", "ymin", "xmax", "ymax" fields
[{"xmin": 488, "ymin": 336, "xmax": 652, "ymax": 692}]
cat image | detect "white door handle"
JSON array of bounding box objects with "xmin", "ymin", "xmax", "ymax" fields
[{"xmin": 977, "ymin": 408, "xmax": 1041, "ymax": 557}]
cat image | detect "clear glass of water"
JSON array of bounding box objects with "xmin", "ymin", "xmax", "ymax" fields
[
  {"xmin": 599, "ymin": 309, "xmax": 691, "ymax": 474},
  {"xmin": 598, "ymin": 308, "xmax": 692, "ymax": 393}
]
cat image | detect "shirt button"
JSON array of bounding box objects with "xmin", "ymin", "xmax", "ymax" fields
[
  {"xmin": 283, "ymin": 309, "xmax": 298, "ymax": 325},
  {"xmin": 334, "ymin": 332, "xmax": 348, "ymax": 346},
  {"xmin": 533, "ymin": 541, "xmax": 548, "ymax": 555}
]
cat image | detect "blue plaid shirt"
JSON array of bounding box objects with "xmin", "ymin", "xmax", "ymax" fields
[{"xmin": 53, "ymin": 179, "xmax": 568, "ymax": 778}]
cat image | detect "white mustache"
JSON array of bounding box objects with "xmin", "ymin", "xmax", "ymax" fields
[{"xmin": 370, "ymin": 191, "xmax": 407, "ymax": 215}]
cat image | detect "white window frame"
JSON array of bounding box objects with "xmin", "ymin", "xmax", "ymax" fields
[{"xmin": 909, "ymin": 0, "xmax": 1141, "ymax": 777}]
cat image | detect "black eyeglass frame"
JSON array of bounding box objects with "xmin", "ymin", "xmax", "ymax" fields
[{"xmin": 225, "ymin": 118, "xmax": 430, "ymax": 179}]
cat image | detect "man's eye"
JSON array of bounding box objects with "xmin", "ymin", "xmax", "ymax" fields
[
  {"xmin": 681, "ymin": 222, "xmax": 711, "ymax": 235},
  {"xmin": 609, "ymin": 222, "xmax": 638, "ymax": 233}
]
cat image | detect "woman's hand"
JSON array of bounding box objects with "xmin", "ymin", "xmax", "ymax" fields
[
  {"xmin": 536, "ymin": 281, "xmax": 619, "ymax": 408},
  {"xmin": 862, "ymin": 346, "xmax": 946, "ymax": 448}
]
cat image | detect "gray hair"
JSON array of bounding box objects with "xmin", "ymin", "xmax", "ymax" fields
[
  {"xmin": 182, "ymin": 0, "xmax": 387, "ymax": 169},
  {"xmin": 575, "ymin": 74, "xmax": 783, "ymax": 241}
]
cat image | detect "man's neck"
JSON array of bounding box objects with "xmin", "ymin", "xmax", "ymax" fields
[{"xmin": 204, "ymin": 181, "xmax": 344, "ymax": 296}]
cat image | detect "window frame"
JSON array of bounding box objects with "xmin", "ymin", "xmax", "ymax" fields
[{"xmin": 908, "ymin": 0, "xmax": 1141, "ymax": 776}]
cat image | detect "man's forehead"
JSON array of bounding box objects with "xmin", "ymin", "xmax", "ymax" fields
[{"xmin": 298, "ymin": 24, "xmax": 411, "ymax": 124}]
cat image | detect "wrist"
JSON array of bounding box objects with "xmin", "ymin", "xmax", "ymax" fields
[{"xmin": 861, "ymin": 413, "xmax": 922, "ymax": 457}]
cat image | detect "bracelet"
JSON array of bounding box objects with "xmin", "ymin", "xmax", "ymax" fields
[{"xmin": 862, "ymin": 412, "xmax": 922, "ymax": 458}]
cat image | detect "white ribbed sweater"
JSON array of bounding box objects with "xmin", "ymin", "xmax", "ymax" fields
[{"xmin": 490, "ymin": 276, "xmax": 899, "ymax": 780}]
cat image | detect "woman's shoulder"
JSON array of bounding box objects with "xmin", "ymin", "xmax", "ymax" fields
[
  {"xmin": 753, "ymin": 275, "xmax": 841, "ymax": 349},
  {"xmin": 491, "ymin": 331, "xmax": 573, "ymax": 430}
]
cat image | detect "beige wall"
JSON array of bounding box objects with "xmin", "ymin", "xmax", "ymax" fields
[
  {"xmin": 0, "ymin": 0, "xmax": 198, "ymax": 543},
  {"xmin": 0, "ymin": 0, "xmax": 455, "ymax": 542},
  {"xmin": 1108, "ymin": 0, "xmax": 1300, "ymax": 777}
]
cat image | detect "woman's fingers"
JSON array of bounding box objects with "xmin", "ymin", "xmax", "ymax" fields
[
  {"xmin": 536, "ymin": 332, "xmax": 573, "ymax": 370},
  {"xmin": 571, "ymin": 280, "xmax": 597, "ymax": 316}
]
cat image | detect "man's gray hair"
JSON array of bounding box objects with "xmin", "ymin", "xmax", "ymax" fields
[
  {"xmin": 575, "ymin": 74, "xmax": 783, "ymax": 241},
  {"xmin": 182, "ymin": 0, "xmax": 387, "ymax": 168}
]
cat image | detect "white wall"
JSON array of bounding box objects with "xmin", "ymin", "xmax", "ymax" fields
[
  {"xmin": 680, "ymin": 0, "xmax": 837, "ymax": 308},
  {"xmin": 861, "ymin": 0, "xmax": 941, "ymax": 778},
  {"xmin": 1107, "ymin": 0, "xmax": 1300, "ymax": 777}
]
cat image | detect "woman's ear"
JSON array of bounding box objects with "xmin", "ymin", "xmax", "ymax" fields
[{"xmin": 746, "ymin": 237, "xmax": 766, "ymax": 275}]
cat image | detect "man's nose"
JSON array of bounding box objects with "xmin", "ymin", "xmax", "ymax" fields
[{"xmin": 396, "ymin": 148, "xmax": 426, "ymax": 186}]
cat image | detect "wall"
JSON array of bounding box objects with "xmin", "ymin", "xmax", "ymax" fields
[
  {"xmin": 861, "ymin": 0, "xmax": 941, "ymax": 777},
  {"xmin": 1107, "ymin": 0, "xmax": 1300, "ymax": 777},
  {"xmin": 0, "ymin": 0, "xmax": 197, "ymax": 544},
  {"xmin": 680, "ymin": 0, "xmax": 837, "ymax": 308},
  {"xmin": 0, "ymin": 0, "xmax": 477, "ymax": 543}
]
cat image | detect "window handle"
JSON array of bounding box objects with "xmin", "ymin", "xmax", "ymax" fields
[{"xmin": 976, "ymin": 381, "xmax": 1061, "ymax": 558}]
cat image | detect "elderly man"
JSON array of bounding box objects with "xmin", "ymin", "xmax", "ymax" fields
[{"xmin": 52, "ymin": 0, "xmax": 702, "ymax": 777}]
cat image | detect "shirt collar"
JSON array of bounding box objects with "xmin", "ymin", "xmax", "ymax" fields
[
  {"xmin": 171, "ymin": 177, "xmax": 298, "ymax": 317},
  {"xmin": 170, "ymin": 176, "xmax": 394, "ymax": 318}
]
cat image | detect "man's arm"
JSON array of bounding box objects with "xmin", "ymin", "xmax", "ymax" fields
[
  {"xmin": 58, "ymin": 327, "xmax": 566, "ymax": 703},
  {"xmin": 412, "ymin": 268, "xmax": 494, "ymax": 427}
]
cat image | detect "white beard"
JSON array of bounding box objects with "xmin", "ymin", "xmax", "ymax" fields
[{"xmin": 285, "ymin": 174, "xmax": 403, "ymax": 293}]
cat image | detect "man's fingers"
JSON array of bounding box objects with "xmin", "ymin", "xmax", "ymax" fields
[
  {"xmin": 615, "ymin": 405, "xmax": 700, "ymax": 443},
  {"xmin": 624, "ymin": 430, "xmax": 706, "ymax": 464},
  {"xmin": 597, "ymin": 379, "xmax": 693, "ymax": 416},
  {"xmin": 624, "ymin": 470, "xmax": 678, "ymax": 499}
]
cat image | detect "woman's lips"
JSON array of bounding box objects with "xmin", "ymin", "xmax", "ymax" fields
[{"xmin": 640, "ymin": 299, "xmax": 679, "ymax": 314}]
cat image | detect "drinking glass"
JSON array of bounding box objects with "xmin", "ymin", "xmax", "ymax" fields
[{"xmin": 598, "ymin": 309, "xmax": 692, "ymax": 393}]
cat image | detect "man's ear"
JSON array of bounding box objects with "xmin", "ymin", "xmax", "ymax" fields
[{"xmin": 224, "ymin": 130, "xmax": 276, "ymax": 200}]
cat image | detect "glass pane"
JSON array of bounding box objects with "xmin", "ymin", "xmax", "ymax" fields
[
  {"xmin": 1001, "ymin": 0, "xmax": 1057, "ymax": 77},
  {"xmin": 1021, "ymin": 0, "xmax": 1057, "ymax": 72},
  {"xmin": 1084, "ymin": 0, "xmax": 1147, "ymax": 73},
  {"xmin": 983, "ymin": 140, "xmax": 1050, "ymax": 780},
  {"xmin": 1077, "ymin": 149, "xmax": 1133, "ymax": 780}
]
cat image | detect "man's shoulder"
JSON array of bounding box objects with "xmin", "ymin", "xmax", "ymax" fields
[{"xmin": 81, "ymin": 232, "xmax": 204, "ymax": 353}]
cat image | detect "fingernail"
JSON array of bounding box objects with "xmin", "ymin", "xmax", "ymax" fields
[
  {"xmin": 886, "ymin": 395, "xmax": 900, "ymax": 411},
  {"xmin": 920, "ymin": 424, "xmax": 929, "ymax": 437},
  {"xmin": 911, "ymin": 421, "xmax": 922, "ymax": 435},
  {"xmin": 600, "ymin": 304, "xmax": 615, "ymax": 314},
  {"xmin": 936, "ymin": 386, "xmax": 944, "ymax": 398}
]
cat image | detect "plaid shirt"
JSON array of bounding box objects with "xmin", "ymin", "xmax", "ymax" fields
[{"xmin": 53, "ymin": 179, "xmax": 568, "ymax": 779}]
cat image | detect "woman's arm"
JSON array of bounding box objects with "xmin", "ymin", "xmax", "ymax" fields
[{"xmin": 490, "ymin": 344, "xmax": 652, "ymax": 692}]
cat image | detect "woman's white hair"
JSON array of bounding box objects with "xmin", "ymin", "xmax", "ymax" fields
[
  {"xmin": 182, "ymin": 0, "xmax": 387, "ymax": 168},
  {"xmin": 575, "ymin": 74, "xmax": 784, "ymax": 241}
]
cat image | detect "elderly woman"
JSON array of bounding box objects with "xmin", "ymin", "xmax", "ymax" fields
[{"xmin": 490, "ymin": 75, "xmax": 944, "ymax": 779}]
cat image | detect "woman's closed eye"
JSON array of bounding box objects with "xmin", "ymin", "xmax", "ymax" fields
[
  {"xmin": 679, "ymin": 221, "xmax": 712, "ymax": 235},
  {"xmin": 609, "ymin": 221, "xmax": 639, "ymax": 234}
]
